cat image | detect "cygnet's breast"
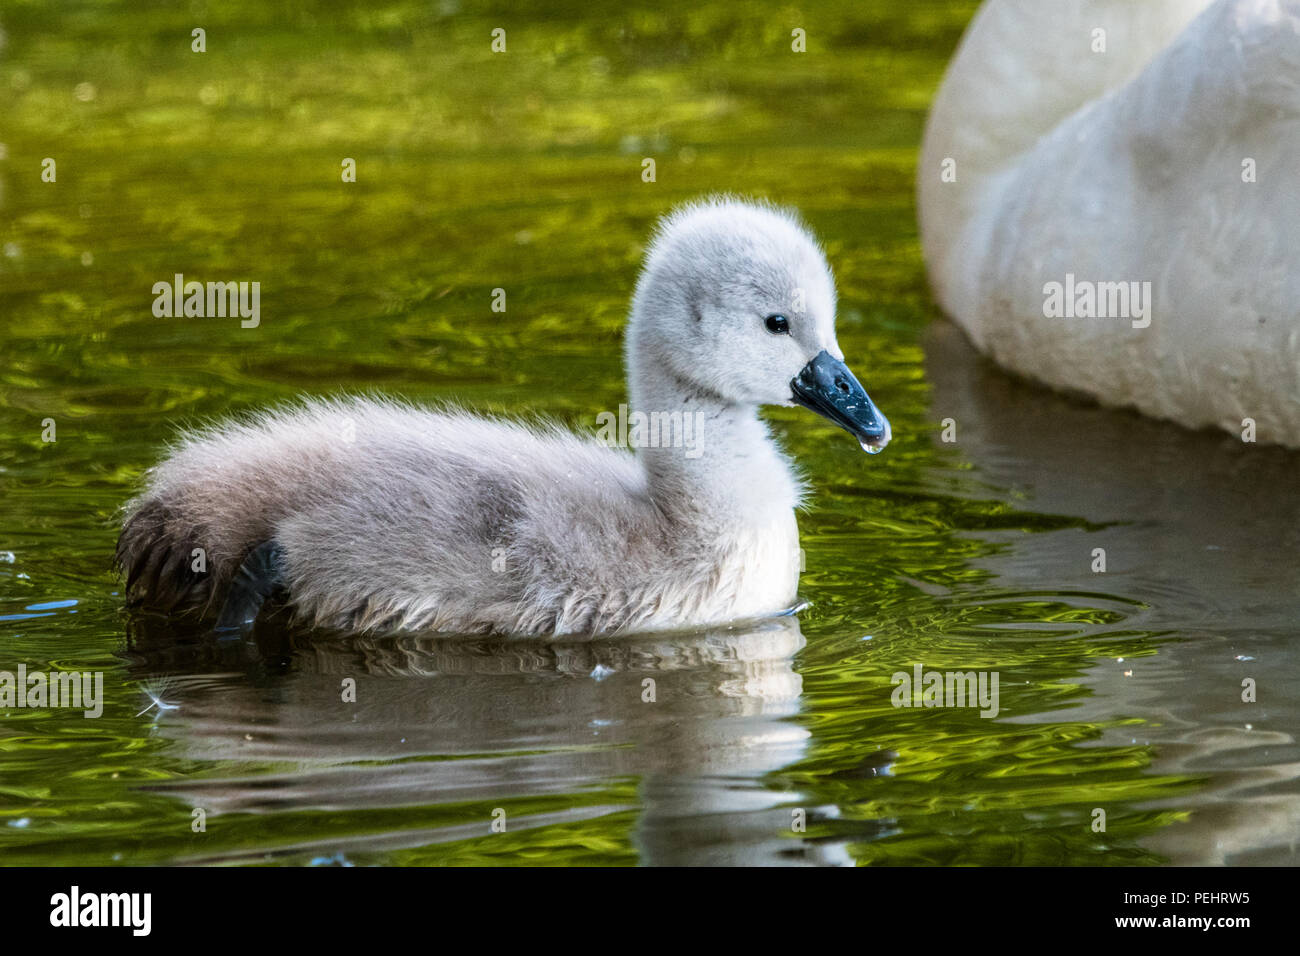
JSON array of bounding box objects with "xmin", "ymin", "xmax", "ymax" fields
[{"xmin": 722, "ymin": 508, "xmax": 802, "ymax": 618}]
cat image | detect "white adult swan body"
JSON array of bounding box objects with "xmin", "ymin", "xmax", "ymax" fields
[
  {"xmin": 117, "ymin": 199, "xmax": 891, "ymax": 636},
  {"xmin": 919, "ymin": 0, "xmax": 1300, "ymax": 444}
]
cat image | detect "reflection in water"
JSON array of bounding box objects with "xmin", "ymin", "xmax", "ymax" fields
[
  {"xmin": 924, "ymin": 320, "xmax": 1300, "ymax": 864},
  {"xmin": 124, "ymin": 614, "xmax": 833, "ymax": 865}
]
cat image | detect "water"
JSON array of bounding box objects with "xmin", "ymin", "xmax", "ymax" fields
[{"xmin": 2, "ymin": 0, "xmax": 1297, "ymax": 866}]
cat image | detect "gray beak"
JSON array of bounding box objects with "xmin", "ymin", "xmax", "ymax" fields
[{"xmin": 790, "ymin": 350, "xmax": 891, "ymax": 454}]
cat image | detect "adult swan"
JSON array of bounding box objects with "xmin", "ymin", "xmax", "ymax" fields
[{"xmin": 919, "ymin": 0, "xmax": 1300, "ymax": 445}]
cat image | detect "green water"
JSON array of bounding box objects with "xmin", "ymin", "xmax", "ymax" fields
[{"xmin": 2, "ymin": 0, "xmax": 1297, "ymax": 866}]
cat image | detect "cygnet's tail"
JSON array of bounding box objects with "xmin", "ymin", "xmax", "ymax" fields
[
  {"xmin": 116, "ymin": 496, "xmax": 225, "ymax": 615},
  {"xmin": 115, "ymin": 400, "xmax": 354, "ymax": 617}
]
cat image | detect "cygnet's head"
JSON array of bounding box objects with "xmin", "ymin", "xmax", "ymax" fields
[{"xmin": 627, "ymin": 197, "xmax": 890, "ymax": 452}]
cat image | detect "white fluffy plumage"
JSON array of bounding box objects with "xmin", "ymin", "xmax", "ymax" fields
[
  {"xmin": 919, "ymin": 0, "xmax": 1300, "ymax": 444},
  {"xmin": 117, "ymin": 197, "xmax": 878, "ymax": 635}
]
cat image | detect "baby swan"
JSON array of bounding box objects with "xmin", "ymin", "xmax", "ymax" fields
[{"xmin": 117, "ymin": 198, "xmax": 891, "ymax": 636}]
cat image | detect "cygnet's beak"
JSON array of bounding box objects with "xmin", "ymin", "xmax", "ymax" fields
[{"xmin": 790, "ymin": 350, "xmax": 891, "ymax": 454}]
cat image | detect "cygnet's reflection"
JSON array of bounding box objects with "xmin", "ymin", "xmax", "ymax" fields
[{"xmin": 125, "ymin": 613, "xmax": 828, "ymax": 865}]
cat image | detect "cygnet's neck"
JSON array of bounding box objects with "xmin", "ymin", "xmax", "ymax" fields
[{"xmin": 627, "ymin": 353, "xmax": 801, "ymax": 527}]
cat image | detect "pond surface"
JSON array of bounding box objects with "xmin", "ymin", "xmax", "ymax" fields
[{"xmin": 1, "ymin": 0, "xmax": 1297, "ymax": 866}]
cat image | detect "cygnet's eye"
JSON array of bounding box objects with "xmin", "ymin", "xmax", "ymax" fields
[{"xmin": 764, "ymin": 314, "xmax": 791, "ymax": 335}]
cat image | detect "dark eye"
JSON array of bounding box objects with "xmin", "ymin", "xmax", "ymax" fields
[{"xmin": 764, "ymin": 314, "xmax": 790, "ymax": 335}]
